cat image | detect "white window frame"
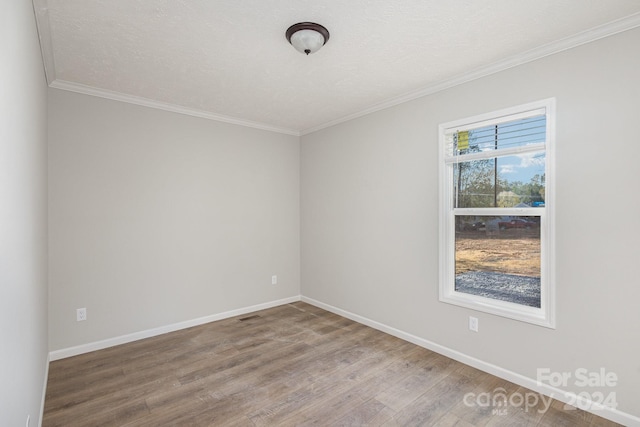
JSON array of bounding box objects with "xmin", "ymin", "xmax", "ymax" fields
[{"xmin": 438, "ymin": 99, "xmax": 556, "ymax": 328}]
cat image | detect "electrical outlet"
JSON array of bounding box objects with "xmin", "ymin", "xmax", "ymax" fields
[
  {"xmin": 77, "ymin": 307, "xmax": 87, "ymax": 322},
  {"xmin": 469, "ymin": 316, "xmax": 479, "ymax": 332},
  {"xmin": 271, "ymin": 275, "xmax": 277, "ymax": 285}
]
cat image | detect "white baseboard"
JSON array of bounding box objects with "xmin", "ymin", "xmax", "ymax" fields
[
  {"xmin": 45, "ymin": 294, "xmax": 639, "ymax": 426},
  {"xmin": 38, "ymin": 353, "xmax": 49, "ymax": 427},
  {"xmin": 49, "ymin": 296, "xmax": 301, "ymax": 361},
  {"xmin": 301, "ymin": 296, "xmax": 640, "ymax": 427}
]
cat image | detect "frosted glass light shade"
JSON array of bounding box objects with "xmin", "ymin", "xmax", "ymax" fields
[
  {"xmin": 286, "ymin": 22, "xmax": 330, "ymax": 55},
  {"xmin": 290, "ymin": 29, "xmax": 325, "ymax": 55}
]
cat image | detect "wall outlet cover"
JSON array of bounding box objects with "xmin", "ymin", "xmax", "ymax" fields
[{"xmin": 469, "ymin": 316, "xmax": 479, "ymax": 332}]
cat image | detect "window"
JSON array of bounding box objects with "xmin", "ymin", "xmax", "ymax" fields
[{"xmin": 439, "ymin": 99, "xmax": 555, "ymax": 327}]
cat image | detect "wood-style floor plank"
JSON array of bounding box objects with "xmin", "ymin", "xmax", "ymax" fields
[{"xmin": 43, "ymin": 302, "xmax": 621, "ymax": 426}]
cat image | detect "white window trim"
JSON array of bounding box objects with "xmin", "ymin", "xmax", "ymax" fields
[{"xmin": 438, "ymin": 98, "xmax": 556, "ymax": 328}]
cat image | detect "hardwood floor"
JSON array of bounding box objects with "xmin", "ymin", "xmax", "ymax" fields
[{"xmin": 43, "ymin": 302, "xmax": 620, "ymax": 426}]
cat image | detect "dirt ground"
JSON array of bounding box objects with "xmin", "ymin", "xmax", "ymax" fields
[{"xmin": 455, "ymin": 229, "xmax": 540, "ymax": 277}]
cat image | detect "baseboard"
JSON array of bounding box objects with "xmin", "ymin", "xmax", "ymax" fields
[
  {"xmin": 49, "ymin": 295, "xmax": 301, "ymax": 361},
  {"xmin": 38, "ymin": 353, "xmax": 49, "ymax": 427},
  {"xmin": 45, "ymin": 294, "xmax": 639, "ymax": 425},
  {"xmin": 301, "ymin": 296, "xmax": 640, "ymax": 427}
]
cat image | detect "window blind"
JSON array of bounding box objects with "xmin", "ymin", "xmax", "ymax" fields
[{"xmin": 444, "ymin": 108, "xmax": 547, "ymax": 164}]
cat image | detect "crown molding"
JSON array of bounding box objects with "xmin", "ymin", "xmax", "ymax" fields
[
  {"xmin": 33, "ymin": 0, "xmax": 640, "ymax": 137},
  {"xmin": 49, "ymin": 80, "xmax": 301, "ymax": 136},
  {"xmin": 32, "ymin": 0, "xmax": 56, "ymax": 85},
  {"xmin": 33, "ymin": 0, "xmax": 299, "ymax": 136},
  {"xmin": 301, "ymin": 12, "xmax": 640, "ymax": 135}
]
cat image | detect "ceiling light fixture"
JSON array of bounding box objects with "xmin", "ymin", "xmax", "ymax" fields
[{"xmin": 285, "ymin": 22, "xmax": 330, "ymax": 55}]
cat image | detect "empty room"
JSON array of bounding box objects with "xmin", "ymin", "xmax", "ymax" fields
[{"xmin": 2, "ymin": 0, "xmax": 640, "ymax": 426}]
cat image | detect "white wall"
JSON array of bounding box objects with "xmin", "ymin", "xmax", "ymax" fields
[
  {"xmin": 0, "ymin": 2, "xmax": 49, "ymax": 426},
  {"xmin": 48, "ymin": 89, "xmax": 300, "ymax": 351},
  {"xmin": 301, "ymin": 28, "xmax": 640, "ymax": 419}
]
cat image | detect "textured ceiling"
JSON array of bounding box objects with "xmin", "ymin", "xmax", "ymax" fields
[{"xmin": 34, "ymin": 0, "xmax": 640, "ymax": 135}]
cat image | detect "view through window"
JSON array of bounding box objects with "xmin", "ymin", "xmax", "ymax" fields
[
  {"xmin": 439, "ymin": 99, "xmax": 555, "ymax": 327},
  {"xmin": 455, "ymin": 215, "xmax": 541, "ymax": 307}
]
